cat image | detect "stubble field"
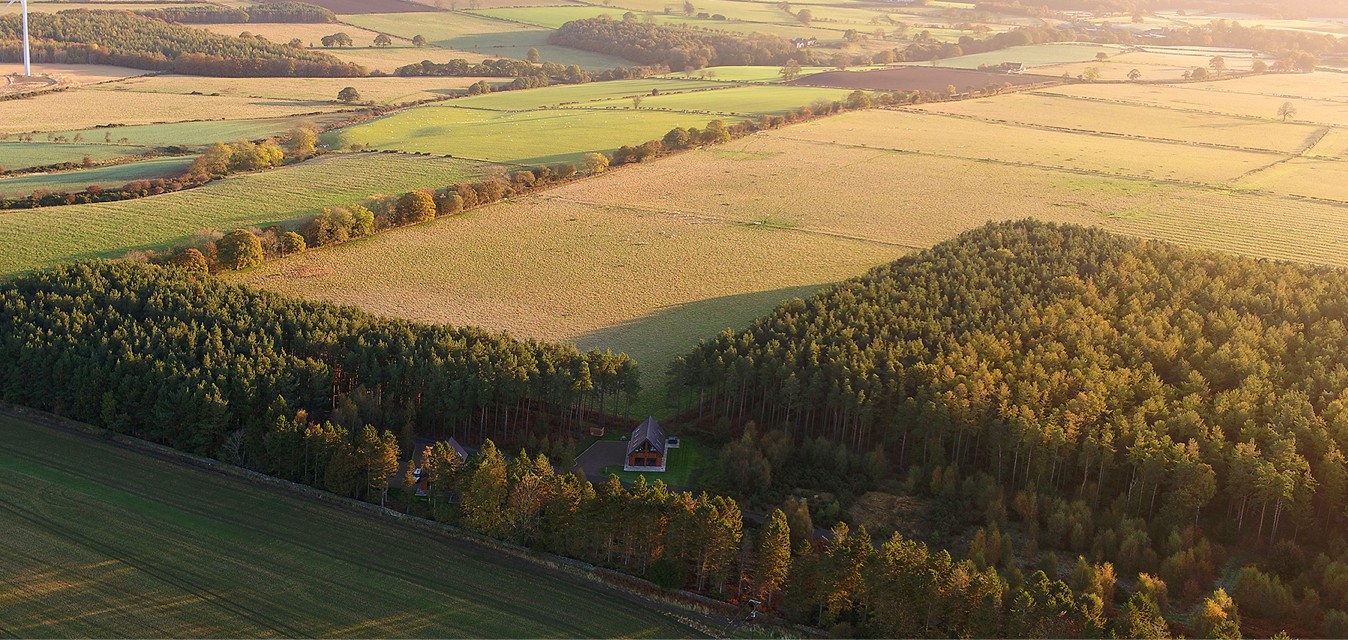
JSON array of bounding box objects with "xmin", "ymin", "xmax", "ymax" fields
[{"xmin": 0, "ymin": 414, "xmax": 701, "ymax": 638}]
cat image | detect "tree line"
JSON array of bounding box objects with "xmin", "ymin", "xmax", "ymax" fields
[
  {"xmin": 133, "ymin": 2, "xmax": 336, "ymax": 24},
  {"xmin": 670, "ymin": 220, "xmax": 1348, "ymax": 636},
  {"xmin": 0, "ymin": 10, "xmax": 364, "ymax": 76}
]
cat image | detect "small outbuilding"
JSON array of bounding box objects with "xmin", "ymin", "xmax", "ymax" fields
[
  {"xmin": 414, "ymin": 436, "xmax": 468, "ymax": 496},
  {"xmin": 624, "ymin": 417, "xmax": 667, "ymax": 472}
]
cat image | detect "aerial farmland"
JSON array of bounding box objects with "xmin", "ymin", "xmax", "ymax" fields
[{"xmin": 4, "ymin": 0, "xmax": 1348, "ymax": 636}]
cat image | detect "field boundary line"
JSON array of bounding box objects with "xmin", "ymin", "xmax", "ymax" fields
[
  {"xmin": 894, "ymin": 107, "xmax": 1297, "ymax": 156},
  {"xmin": 0, "ymin": 403, "xmax": 818, "ymax": 639},
  {"xmin": 1026, "ymin": 89, "xmax": 1345, "ymax": 127}
]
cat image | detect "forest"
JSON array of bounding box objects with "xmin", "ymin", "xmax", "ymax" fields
[
  {"xmin": 0, "ymin": 261, "xmax": 639, "ymax": 464},
  {"xmin": 551, "ymin": 17, "xmax": 806, "ymax": 69},
  {"xmin": 671, "ymin": 220, "xmax": 1348, "ymax": 637},
  {"xmin": 0, "ymin": 11, "xmax": 364, "ymax": 76},
  {"xmin": 132, "ymin": 2, "xmax": 337, "ymax": 25}
]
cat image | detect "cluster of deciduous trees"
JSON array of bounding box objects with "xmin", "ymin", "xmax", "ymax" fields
[
  {"xmin": 0, "ymin": 261, "xmax": 640, "ymax": 462},
  {"xmin": 133, "ymin": 2, "xmax": 336, "ymax": 24},
  {"xmin": 552, "ymin": 17, "xmax": 807, "ymax": 69},
  {"xmin": 394, "ymin": 57, "xmax": 593, "ymax": 85},
  {"xmin": 671, "ymin": 220, "xmax": 1348, "ymax": 636},
  {"xmin": 0, "ymin": 11, "xmax": 364, "ymax": 76}
]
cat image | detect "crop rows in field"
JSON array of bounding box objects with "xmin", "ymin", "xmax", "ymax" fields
[
  {"xmin": 0, "ymin": 156, "xmax": 196, "ymax": 198},
  {"xmin": 0, "ymin": 414, "xmax": 698, "ymax": 637},
  {"xmin": 0, "ymin": 153, "xmax": 493, "ymax": 276}
]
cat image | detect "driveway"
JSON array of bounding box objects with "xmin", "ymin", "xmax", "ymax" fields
[{"xmin": 574, "ymin": 440, "xmax": 627, "ymax": 481}]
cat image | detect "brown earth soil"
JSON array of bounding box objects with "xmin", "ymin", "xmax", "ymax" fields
[{"xmin": 789, "ymin": 66, "xmax": 1054, "ymax": 92}]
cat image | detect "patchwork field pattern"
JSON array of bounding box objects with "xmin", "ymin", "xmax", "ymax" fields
[
  {"xmin": 242, "ymin": 73, "xmax": 1348, "ymax": 413},
  {"xmin": 0, "ymin": 154, "xmax": 492, "ymax": 276},
  {"xmin": 340, "ymin": 11, "xmax": 632, "ymax": 68},
  {"xmin": 0, "ymin": 90, "xmax": 350, "ymax": 136},
  {"xmin": 0, "ymin": 414, "xmax": 700, "ymax": 638}
]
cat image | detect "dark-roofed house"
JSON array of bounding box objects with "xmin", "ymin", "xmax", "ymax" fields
[
  {"xmin": 624, "ymin": 417, "xmax": 667, "ymax": 472},
  {"xmin": 414, "ymin": 436, "xmax": 469, "ymax": 496}
]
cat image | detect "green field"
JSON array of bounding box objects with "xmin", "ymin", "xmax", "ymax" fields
[
  {"xmin": 469, "ymin": 5, "xmax": 633, "ymax": 29},
  {"xmin": 340, "ymin": 12, "xmax": 633, "ymax": 68},
  {"xmin": 662, "ymin": 65, "xmax": 847, "ymax": 83},
  {"xmin": 923, "ymin": 43, "xmax": 1127, "ymax": 69},
  {"xmin": 0, "ymin": 153, "xmax": 493, "ymax": 276},
  {"xmin": 439, "ymin": 78, "xmax": 731, "ymax": 110},
  {"xmin": 0, "ymin": 142, "xmax": 148, "ymax": 171},
  {"xmin": 0, "ymin": 413, "xmax": 702, "ymax": 637},
  {"xmin": 91, "ymin": 74, "xmax": 495, "ymax": 105},
  {"xmin": 583, "ymin": 85, "xmax": 854, "ymax": 116},
  {"xmin": 41, "ymin": 114, "xmax": 353, "ymax": 150},
  {"xmin": 324, "ymin": 105, "xmax": 724, "ymax": 164},
  {"xmin": 598, "ymin": 439, "xmax": 710, "ymax": 488},
  {"xmin": 0, "ymin": 157, "xmax": 196, "ymax": 198}
]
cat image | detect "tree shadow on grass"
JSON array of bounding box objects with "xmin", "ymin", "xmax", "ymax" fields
[{"xmin": 572, "ymin": 283, "xmax": 836, "ymax": 415}]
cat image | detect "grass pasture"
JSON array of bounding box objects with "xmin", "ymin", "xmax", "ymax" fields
[
  {"xmin": 94, "ymin": 74, "xmax": 496, "ymax": 105},
  {"xmin": 442, "ymin": 78, "xmax": 730, "ymax": 110},
  {"xmin": 0, "ymin": 90, "xmax": 349, "ymax": 136},
  {"xmin": 325, "ymin": 105, "xmax": 722, "ymax": 164},
  {"xmin": 0, "ymin": 156, "xmax": 196, "ymax": 198},
  {"xmin": 42, "ymin": 113, "xmax": 353, "ymax": 150},
  {"xmin": 0, "ymin": 142, "xmax": 148, "ymax": 171},
  {"xmin": 340, "ymin": 11, "xmax": 632, "ymax": 68},
  {"xmin": 0, "ymin": 413, "xmax": 701, "ymax": 638},
  {"xmin": 581, "ymin": 84, "xmax": 854, "ymax": 116},
  {"xmin": 469, "ymin": 5, "xmax": 633, "ymax": 28},
  {"xmin": 0, "ymin": 154, "xmax": 492, "ymax": 276}
]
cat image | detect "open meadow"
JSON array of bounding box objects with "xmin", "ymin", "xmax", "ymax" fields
[
  {"xmin": 0, "ymin": 142, "xmax": 149, "ymax": 171},
  {"xmin": 0, "ymin": 89, "xmax": 351, "ymax": 135},
  {"xmin": 340, "ymin": 11, "xmax": 632, "ymax": 68},
  {"xmin": 0, "ymin": 156, "xmax": 196, "ymax": 198},
  {"xmin": 321, "ymin": 79, "xmax": 843, "ymax": 162},
  {"xmin": 91, "ymin": 74, "xmax": 495, "ymax": 105},
  {"xmin": 0, "ymin": 413, "xmax": 702, "ymax": 637},
  {"xmin": 239, "ymin": 73, "xmax": 1348, "ymax": 411},
  {"xmin": 0, "ymin": 153, "xmax": 492, "ymax": 275}
]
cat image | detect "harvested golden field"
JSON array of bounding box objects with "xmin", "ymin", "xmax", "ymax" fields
[
  {"xmin": 1183, "ymin": 71, "xmax": 1348, "ymax": 102},
  {"xmin": 0, "ymin": 90, "xmax": 348, "ymax": 135},
  {"xmin": 1236, "ymin": 158, "xmax": 1348, "ymax": 202},
  {"xmin": 1039, "ymin": 81, "xmax": 1348, "ymax": 127},
  {"xmin": 912, "ymin": 92, "xmax": 1321, "ymax": 154},
  {"xmin": 779, "ymin": 109, "xmax": 1279, "ymax": 184},
  {"xmin": 0, "ymin": 63, "xmax": 144, "ymax": 94},
  {"xmin": 1309, "ymin": 128, "xmax": 1348, "ymax": 158},
  {"xmin": 94, "ymin": 74, "xmax": 492, "ymax": 105}
]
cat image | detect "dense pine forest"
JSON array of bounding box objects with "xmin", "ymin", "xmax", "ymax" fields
[
  {"xmin": 673, "ymin": 220, "xmax": 1348, "ymax": 636},
  {"xmin": 0, "ymin": 261, "xmax": 637, "ymax": 464},
  {"xmin": 551, "ymin": 17, "xmax": 804, "ymax": 69},
  {"xmin": 0, "ymin": 11, "xmax": 363, "ymax": 76}
]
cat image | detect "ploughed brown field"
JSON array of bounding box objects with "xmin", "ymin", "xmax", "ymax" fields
[
  {"xmin": 267, "ymin": 0, "xmax": 439, "ymax": 12},
  {"xmin": 790, "ymin": 66, "xmax": 1054, "ymax": 92}
]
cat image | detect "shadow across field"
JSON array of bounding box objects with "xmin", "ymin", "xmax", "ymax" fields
[{"xmin": 573, "ymin": 283, "xmax": 837, "ymax": 414}]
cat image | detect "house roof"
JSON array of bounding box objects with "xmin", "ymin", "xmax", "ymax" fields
[{"xmin": 627, "ymin": 417, "xmax": 666, "ymax": 455}]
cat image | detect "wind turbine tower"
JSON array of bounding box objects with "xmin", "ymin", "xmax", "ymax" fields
[{"xmin": 5, "ymin": 0, "xmax": 30, "ymax": 77}]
